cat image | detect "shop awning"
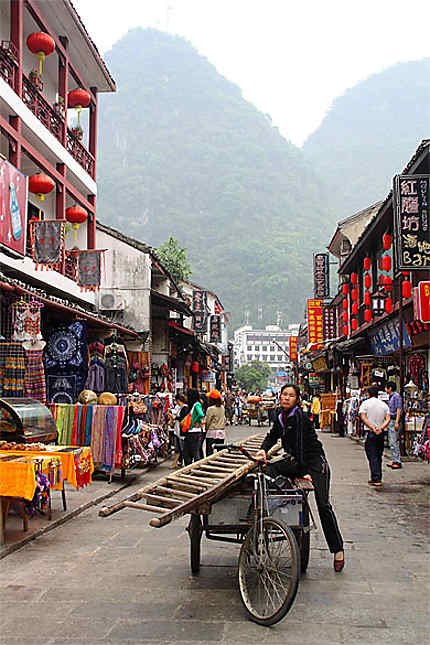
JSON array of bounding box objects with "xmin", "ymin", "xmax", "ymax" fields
[
  {"xmin": 168, "ymin": 320, "xmax": 195, "ymax": 336},
  {"xmin": 334, "ymin": 336, "xmax": 367, "ymax": 353},
  {"xmin": 151, "ymin": 290, "xmax": 193, "ymax": 316}
]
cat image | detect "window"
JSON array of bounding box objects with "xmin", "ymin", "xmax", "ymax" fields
[
  {"xmin": 270, "ymin": 355, "xmax": 275, "ymax": 361},
  {"xmin": 262, "ymin": 346, "xmax": 267, "ymax": 351},
  {"xmin": 247, "ymin": 346, "xmax": 252, "ymax": 351},
  {"xmin": 262, "ymin": 355, "xmax": 268, "ymax": 361},
  {"xmin": 277, "ymin": 355, "xmax": 283, "ymax": 361},
  {"xmin": 255, "ymin": 345, "xmax": 260, "ymax": 351},
  {"xmin": 247, "ymin": 354, "xmax": 252, "ymax": 361}
]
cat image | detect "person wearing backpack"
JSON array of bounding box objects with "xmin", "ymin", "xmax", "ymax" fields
[{"xmin": 182, "ymin": 388, "xmax": 205, "ymax": 465}]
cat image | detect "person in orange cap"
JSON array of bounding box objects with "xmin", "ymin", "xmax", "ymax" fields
[{"xmin": 205, "ymin": 389, "xmax": 226, "ymax": 455}]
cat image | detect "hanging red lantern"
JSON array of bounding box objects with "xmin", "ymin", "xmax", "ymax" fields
[
  {"xmin": 26, "ymin": 32, "xmax": 55, "ymax": 75},
  {"xmin": 68, "ymin": 88, "xmax": 91, "ymax": 109},
  {"xmin": 383, "ymin": 233, "xmax": 392, "ymax": 250},
  {"xmin": 192, "ymin": 361, "xmax": 200, "ymax": 374},
  {"xmin": 402, "ymin": 271, "xmax": 410, "ymax": 277},
  {"xmin": 351, "ymin": 273, "xmax": 358, "ymax": 285},
  {"xmin": 364, "ymin": 273, "xmax": 371, "ymax": 289},
  {"xmin": 382, "ymin": 255, "xmax": 391, "ymax": 272},
  {"xmin": 29, "ymin": 172, "xmax": 55, "ymax": 219},
  {"xmin": 363, "ymin": 257, "xmax": 371, "ymax": 271},
  {"xmin": 351, "ymin": 303, "xmax": 358, "ymax": 315},
  {"xmin": 351, "ymin": 318, "xmax": 358, "ymax": 331},
  {"xmin": 342, "ymin": 298, "xmax": 348, "ymax": 310},
  {"xmin": 383, "ymin": 276, "xmax": 392, "ymax": 291},
  {"xmin": 66, "ymin": 205, "xmax": 88, "ymax": 240},
  {"xmin": 364, "ymin": 308, "xmax": 372, "ymax": 323},
  {"xmin": 351, "ymin": 288, "xmax": 358, "ymax": 301},
  {"xmin": 343, "ymin": 324, "xmax": 349, "ymax": 336},
  {"xmin": 342, "ymin": 284, "xmax": 349, "ymax": 295},
  {"xmin": 342, "ymin": 311, "xmax": 348, "ymax": 323},
  {"xmin": 364, "ymin": 290, "xmax": 371, "ymax": 306},
  {"xmin": 402, "ymin": 280, "xmax": 412, "ymax": 299},
  {"xmin": 385, "ymin": 297, "xmax": 393, "ymax": 314}
]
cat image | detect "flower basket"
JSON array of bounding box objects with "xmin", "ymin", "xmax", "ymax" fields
[{"xmin": 29, "ymin": 69, "xmax": 43, "ymax": 91}]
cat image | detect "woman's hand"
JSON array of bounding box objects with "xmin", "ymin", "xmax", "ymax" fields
[
  {"xmin": 303, "ymin": 474, "xmax": 313, "ymax": 482},
  {"xmin": 255, "ymin": 449, "xmax": 267, "ymax": 461}
]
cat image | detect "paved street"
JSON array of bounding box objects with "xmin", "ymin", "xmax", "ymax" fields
[{"xmin": 0, "ymin": 429, "xmax": 429, "ymax": 645}]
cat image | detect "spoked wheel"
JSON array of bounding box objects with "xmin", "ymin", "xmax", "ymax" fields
[
  {"xmin": 187, "ymin": 514, "xmax": 203, "ymax": 575},
  {"xmin": 238, "ymin": 517, "xmax": 300, "ymax": 626}
]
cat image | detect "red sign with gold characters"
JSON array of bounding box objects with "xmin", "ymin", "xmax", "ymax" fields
[
  {"xmin": 289, "ymin": 336, "xmax": 298, "ymax": 361},
  {"xmin": 307, "ymin": 299, "xmax": 324, "ymax": 349},
  {"xmin": 418, "ymin": 281, "xmax": 430, "ymax": 323}
]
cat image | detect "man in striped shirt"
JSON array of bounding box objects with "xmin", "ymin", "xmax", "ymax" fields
[{"xmin": 385, "ymin": 381, "xmax": 403, "ymax": 469}]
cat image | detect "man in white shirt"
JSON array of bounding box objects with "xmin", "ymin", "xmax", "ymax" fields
[{"xmin": 359, "ymin": 385, "xmax": 391, "ymax": 486}]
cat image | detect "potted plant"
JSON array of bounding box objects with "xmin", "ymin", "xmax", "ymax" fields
[
  {"xmin": 29, "ymin": 68, "xmax": 43, "ymax": 91},
  {"xmin": 53, "ymin": 96, "xmax": 66, "ymax": 118},
  {"xmin": 70, "ymin": 125, "xmax": 83, "ymax": 140}
]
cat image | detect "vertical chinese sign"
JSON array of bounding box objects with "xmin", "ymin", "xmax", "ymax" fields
[
  {"xmin": 393, "ymin": 175, "xmax": 430, "ymax": 270},
  {"xmin": 418, "ymin": 281, "xmax": 430, "ymax": 323},
  {"xmin": 192, "ymin": 290, "xmax": 207, "ymax": 332},
  {"xmin": 209, "ymin": 314, "xmax": 221, "ymax": 343},
  {"xmin": 0, "ymin": 158, "xmax": 28, "ymax": 256},
  {"xmin": 313, "ymin": 252, "xmax": 330, "ymax": 298},
  {"xmin": 289, "ymin": 336, "xmax": 298, "ymax": 361},
  {"xmin": 323, "ymin": 305, "xmax": 337, "ymax": 341},
  {"xmin": 307, "ymin": 299, "xmax": 324, "ymax": 348}
]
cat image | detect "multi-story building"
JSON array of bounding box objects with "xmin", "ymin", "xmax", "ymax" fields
[{"xmin": 233, "ymin": 324, "xmax": 299, "ymax": 374}]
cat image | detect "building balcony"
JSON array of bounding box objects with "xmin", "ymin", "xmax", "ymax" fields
[{"xmin": 0, "ymin": 41, "xmax": 17, "ymax": 90}]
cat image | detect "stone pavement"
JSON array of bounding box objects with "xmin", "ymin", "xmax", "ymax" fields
[{"xmin": 0, "ymin": 428, "xmax": 429, "ymax": 645}]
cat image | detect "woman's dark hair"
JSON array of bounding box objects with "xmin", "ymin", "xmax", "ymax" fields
[
  {"xmin": 176, "ymin": 393, "xmax": 186, "ymax": 403},
  {"xmin": 187, "ymin": 388, "xmax": 201, "ymax": 408},
  {"xmin": 280, "ymin": 383, "xmax": 301, "ymax": 406}
]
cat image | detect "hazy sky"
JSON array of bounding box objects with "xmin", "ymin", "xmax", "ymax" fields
[{"xmin": 73, "ymin": 0, "xmax": 430, "ymax": 146}]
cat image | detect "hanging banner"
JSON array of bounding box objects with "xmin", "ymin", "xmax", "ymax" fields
[
  {"xmin": 289, "ymin": 335, "xmax": 298, "ymax": 361},
  {"xmin": 192, "ymin": 290, "xmax": 207, "ymax": 332},
  {"xmin": 323, "ymin": 305, "xmax": 337, "ymax": 340},
  {"xmin": 368, "ymin": 318, "xmax": 412, "ymax": 356},
  {"xmin": 418, "ymin": 281, "xmax": 430, "ymax": 323},
  {"xmin": 209, "ymin": 314, "xmax": 221, "ymax": 343},
  {"xmin": 0, "ymin": 158, "xmax": 28, "ymax": 256},
  {"xmin": 313, "ymin": 252, "xmax": 330, "ymax": 298},
  {"xmin": 393, "ymin": 175, "xmax": 430, "ymax": 270},
  {"xmin": 76, "ymin": 249, "xmax": 105, "ymax": 291},
  {"xmin": 30, "ymin": 220, "xmax": 64, "ymax": 269},
  {"xmin": 307, "ymin": 298, "xmax": 323, "ymax": 348}
]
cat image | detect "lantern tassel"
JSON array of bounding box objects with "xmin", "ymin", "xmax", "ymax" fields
[{"xmin": 37, "ymin": 51, "xmax": 45, "ymax": 75}]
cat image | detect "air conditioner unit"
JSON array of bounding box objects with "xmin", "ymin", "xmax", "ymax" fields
[{"xmin": 98, "ymin": 291, "xmax": 126, "ymax": 311}]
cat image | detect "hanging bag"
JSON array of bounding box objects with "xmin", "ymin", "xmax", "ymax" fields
[{"xmin": 180, "ymin": 404, "xmax": 195, "ymax": 435}]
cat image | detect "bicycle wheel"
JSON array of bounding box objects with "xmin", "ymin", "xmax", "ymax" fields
[{"xmin": 238, "ymin": 517, "xmax": 300, "ymax": 626}]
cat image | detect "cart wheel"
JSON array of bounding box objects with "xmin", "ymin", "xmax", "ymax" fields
[
  {"xmin": 294, "ymin": 501, "xmax": 310, "ymax": 574},
  {"xmin": 248, "ymin": 418, "xmax": 251, "ymax": 425},
  {"xmin": 187, "ymin": 514, "xmax": 203, "ymax": 575}
]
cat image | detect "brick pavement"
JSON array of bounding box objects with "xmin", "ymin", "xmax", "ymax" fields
[{"xmin": 0, "ymin": 429, "xmax": 428, "ymax": 644}]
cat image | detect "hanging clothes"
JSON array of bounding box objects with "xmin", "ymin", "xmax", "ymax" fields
[
  {"xmin": 104, "ymin": 343, "xmax": 128, "ymax": 393},
  {"xmin": 44, "ymin": 321, "xmax": 87, "ymax": 403},
  {"xmin": 24, "ymin": 348, "xmax": 46, "ymax": 403},
  {"xmin": 85, "ymin": 340, "xmax": 105, "ymax": 393},
  {"xmin": 0, "ymin": 341, "xmax": 26, "ymax": 397}
]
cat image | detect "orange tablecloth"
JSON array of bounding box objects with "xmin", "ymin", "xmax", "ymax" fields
[{"xmin": 0, "ymin": 455, "xmax": 60, "ymax": 500}]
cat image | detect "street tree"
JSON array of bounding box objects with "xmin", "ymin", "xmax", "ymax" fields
[
  {"xmin": 235, "ymin": 361, "xmax": 272, "ymax": 392},
  {"xmin": 155, "ymin": 236, "xmax": 192, "ymax": 283}
]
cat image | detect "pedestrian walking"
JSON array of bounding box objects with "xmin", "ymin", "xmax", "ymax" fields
[
  {"xmin": 205, "ymin": 389, "xmax": 226, "ymax": 456},
  {"xmin": 182, "ymin": 388, "xmax": 204, "ymax": 466},
  {"xmin": 385, "ymin": 381, "xmax": 403, "ymax": 469},
  {"xmin": 255, "ymin": 383, "xmax": 345, "ymax": 572},
  {"xmin": 311, "ymin": 393, "xmax": 321, "ymax": 429},
  {"xmin": 224, "ymin": 389, "xmax": 234, "ymax": 425},
  {"xmin": 169, "ymin": 393, "xmax": 187, "ymax": 469},
  {"xmin": 359, "ymin": 385, "xmax": 391, "ymax": 486}
]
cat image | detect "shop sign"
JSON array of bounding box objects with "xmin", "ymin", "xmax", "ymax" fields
[
  {"xmin": 418, "ymin": 281, "xmax": 430, "ymax": 323},
  {"xmin": 307, "ymin": 298, "xmax": 324, "ymax": 348},
  {"xmin": 202, "ymin": 370, "xmax": 216, "ymax": 382},
  {"xmin": 312, "ymin": 356, "xmax": 328, "ymax": 372},
  {"xmin": 393, "ymin": 175, "xmax": 430, "ymax": 270},
  {"xmin": 289, "ymin": 335, "xmax": 298, "ymax": 361},
  {"xmin": 368, "ymin": 318, "xmax": 412, "ymax": 356},
  {"xmin": 192, "ymin": 290, "xmax": 207, "ymax": 332},
  {"xmin": 0, "ymin": 158, "xmax": 28, "ymax": 257},
  {"xmin": 313, "ymin": 253, "xmax": 330, "ymax": 298},
  {"xmin": 209, "ymin": 314, "xmax": 221, "ymax": 343},
  {"xmin": 323, "ymin": 305, "xmax": 336, "ymax": 340},
  {"xmin": 308, "ymin": 373, "xmax": 319, "ymax": 387}
]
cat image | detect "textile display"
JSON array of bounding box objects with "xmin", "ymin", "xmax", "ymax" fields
[
  {"xmin": 12, "ymin": 299, "xmax": 43, "ymax": 343},
  {"xmin": 76, "ymin": 250, "xmax": 104, "ymax": 291},
  {"xmin": 0, "ymin": 453, "xmax": 63, "ymax": 500},
  {"xmin": 85, "ymin": 341, "xmax": 105, "ymax": 393},
  {"xmin": 127, "ymin": 351, "xmax": 150, "ymax": 395},
  {"xmin": 45, "ymin": 321, "xmax": 87, "ymax": 403},
  {"xmin": 24, "ymin": 349, "xmax": 46, "ymax": 402},
  {"xmin": 104, "ymin": 343, "xmax": 128, "ymax": 394},
  {"xmin": 30, "ymin": 220, "xmax": 65, "ymax": 269},
  {"xmin": 0, "ymin": 341, "xmax": 26, "ymax": 397}
]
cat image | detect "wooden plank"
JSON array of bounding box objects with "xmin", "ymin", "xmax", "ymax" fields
[
  {"xmin": 124, "ymin": 501, "xmax": 166, "ymax": 513},
  {"xmin": 144, "ymin": 493, "xmax": 182, "ymax": 507},
  {"xmin": 190, "ymin": 469, "xmax": 223, "ymax": 480},
  {"xmin": 197, "ymin": 464, "xmax": 237, "ymax": 473},
  {"xmin": 172, "ymin": 474, "xmax": 220, "ymax": 487},
  {"xmin": 155, "ymin": 486, "xmax": 195, "ymax": 499},
  {"xmin": 166, "ymin": 478, "xmax": 205, "ymax": 493}
]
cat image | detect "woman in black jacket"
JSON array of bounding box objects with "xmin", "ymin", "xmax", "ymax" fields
[{"xmin": 256, "ymin": 383, "xmax": 344, "ymax": 572}]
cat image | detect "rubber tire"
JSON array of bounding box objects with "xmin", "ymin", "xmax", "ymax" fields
[
  {"xmin": 238, "ymin": 518, "xmax": 300, "ymax": 626},
  {"xmin": 188, "ymin": 514, "xmax": 202, "ymax": 575}
]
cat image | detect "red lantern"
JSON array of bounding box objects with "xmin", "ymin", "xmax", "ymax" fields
[
  {"xmin": 342, "ymin": 284, "xmax": 349, "ymax": 295},
  {"xmin": 26, "ymin": 32, "xmax": 55, "ymax": 75},
  {"xmin": 343, "ymin": 325, "xmax": 349, "ymax": 336},
  {"xmin": 385, "ymin": 297, "xmax": 393, "ymax": 314},
  {"xmin": 402, "ymin": 271, "xmax": 410, "ymax": 277},
  {"xmin": 342, "ymin": 298, "xmax": 348, "ymax": 310},
  {"xmin": 342, "ymin": 311, "xmax": 348, "ymax": 323},
  {"xmin": 29, "ymin": 173, "xmax": 55, "ymax": 199},
  {"xmin": 382, "ymin": 255, "xmax": 391, "ymax": 272},
  {"xmin": 363, "ymin": 257, "xmax": 371, "ymax": 271},
  {"xmin": 383, "ymin": 276, "xmax": 392, "ymax": 291},
  {"xmin": 352, "ymin": 303, "xmax": 358, "ymax": 315},
  {"xmin": 364, "ymin": 273, "xmax": 371, "ymax": 289},
  {"xmin": 351, "ymin": 318, "xmax": 358, "ymax": 331},
  {"xmin": 383, "ymin": 233, "xmax": 392, "ymax": 250},
  {"xmin": 351, "ymin": 288, "xmax": 358, "ymax": 301},
  {"xmin": 66, "ymin": 205, "xmax": 88, "ymax": 240},
  {"xmin": 364, "ymin": 308, "xmax": 372, "ymax": 323},
  {"xmin": 364, "ymin": 290, "xmax": 371, "ymax": 306},
  {"xmin": 192, "ymin": 361, "xmax": 199, "ymax": 373},
  {"xmin": 402, "ymin": 280, "xmax": 412, "ymax": 299},
  {"xmin": 68, "ymin": 88, "xmax": 91, "ymax": 109},
  {"xmin": 351, "ymin": 273, "xmax": 358, "ymax": 285}
]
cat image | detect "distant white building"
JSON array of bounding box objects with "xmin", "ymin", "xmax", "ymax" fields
[{"xmin": 233, "ymin": 324, "xmax": 300, "ymax": 374}]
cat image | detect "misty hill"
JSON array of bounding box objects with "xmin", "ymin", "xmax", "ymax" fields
[
  {"xmin": 97, "ymin": 28, "xmax": 331, "ymax": 329},
  {"xmin": 303, "ymin": 59, "xmax": 430, "ymax": 217}
]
